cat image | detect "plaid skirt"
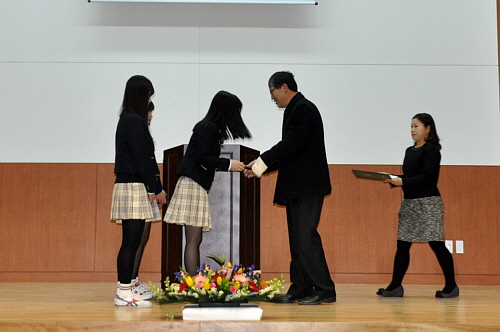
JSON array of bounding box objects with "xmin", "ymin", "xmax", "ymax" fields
[
  {"xmin": 163, "ymin": 176, "xmax": 211, "ymax": 232},
  {"xmin": 110, "ymin": 182, "xmax": 161, "ymax": 223},
  {"xmin": 397, "ymin": 196, "xmax": 444, "ymax": 242}
]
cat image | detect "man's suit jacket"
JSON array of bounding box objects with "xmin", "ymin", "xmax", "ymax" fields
[
  {"xmin": 177, "ymin": 122, "xmax": 230, "ymax": 191},
  {"xmin": 260, "ymin": 92, "xmax": 332, "ymax": 205}
]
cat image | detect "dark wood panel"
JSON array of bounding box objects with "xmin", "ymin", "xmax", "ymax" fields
[
  {"xmin": 239, "ymin": 145, "xmax": 261, "ymax": 269},
  {"xmin": 161, "ymin": 145, "xmax": 260, "ymax": 286},
  {"xmin": 161, "ymin": 145, "xmax": 185, "ymax": 284}
]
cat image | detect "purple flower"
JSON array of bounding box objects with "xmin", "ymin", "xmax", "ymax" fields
[{"xmin": 174, "ymin": 272, "xmax": 183, "ymax": 281}]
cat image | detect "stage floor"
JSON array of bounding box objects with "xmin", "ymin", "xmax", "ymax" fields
[{"xmin": 1, "ymin": 282, "xmax": 499, "ymax": 331}]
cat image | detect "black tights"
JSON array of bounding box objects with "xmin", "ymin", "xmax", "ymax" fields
[
  {"xmin": 184, "ymin": 225, "xmax": 203, "ymax": 276},
  {"xmin": 387, "ymin": 240, "xmax": 457, "ymax": 293},
  {"xmin": 132, "ymin": 221, "xmax": 151, "ymax": 280},
  {"xmin": 117, "ymin": 219, "xmax": 145, "ymax": 284}
]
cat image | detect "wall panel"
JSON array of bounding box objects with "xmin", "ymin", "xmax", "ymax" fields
[
  {"xmin": 94, "ymin": 163, "xmax": 121, "ymax": 275},
  {"xmin": 1, "ymin": 163, "xmax": 499, "ymax": 285},
  {"xmin": 259, "ymin": 165, "xmax": 500, "ymax": 285},
  {"xmin": 0, "ymin": 164, "xmax": 97, "ymax": 273},
  {"xmin": 439, "ymin": 166, "xmax": 500, "ymax": 276},
  {"xmin": 1, "ymin": 1, "xmax": 499, "ymax": 165}
]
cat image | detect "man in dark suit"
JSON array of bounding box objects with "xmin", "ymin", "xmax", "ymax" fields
[{"xmin": 244, "ymin": 71, "xmax": 336, "ymax": 305}]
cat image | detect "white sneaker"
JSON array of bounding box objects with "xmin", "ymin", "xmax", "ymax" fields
[
  {"xmin": 132, "ymin": 279, "xmax": 153, "ymax": 300},
  {"xmin": 136, "ymin": 279, "xmax": 152, "ymax": 293},
  {"xmin": 115, "ymin": 283, "xmax": 152, "ymax": 307}
]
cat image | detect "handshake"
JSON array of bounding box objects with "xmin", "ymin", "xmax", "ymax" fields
[{"xmin": 230, "ymin": 158, "xmax": 266, "ymax": 179}]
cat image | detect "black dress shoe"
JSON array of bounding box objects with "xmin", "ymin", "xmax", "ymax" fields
[
  {"xmin": 298, "ymin": 293, "xmax": 336, "ymax": 305},
  {"xmin": 376, "ymin": 285, "xmax": 404, "ymax": 297},
  {"xmin": 272, "ymin": 293, "xmax": 306, "ymax": 303},
  {"xmin": 435, "ymin": 285, "xmax": 459, "ymax": 298}
]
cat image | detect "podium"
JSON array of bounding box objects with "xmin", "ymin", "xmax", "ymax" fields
[{"xmin": 161, "ymin": 144, "xmax": 260, "ymax": 285}]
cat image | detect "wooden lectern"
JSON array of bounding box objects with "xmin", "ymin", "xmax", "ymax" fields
[{"xmin": 161, "ymin": 144, "xmax": 260, "ymax": 285}]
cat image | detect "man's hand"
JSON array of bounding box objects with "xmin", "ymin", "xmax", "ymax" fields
[{"xmin": 243, "ymin": 160, "xmax": 256, "ymax": 178}]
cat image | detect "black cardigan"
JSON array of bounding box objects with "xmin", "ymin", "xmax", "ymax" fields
[
  {"xmin": 176, "ymin": 122, "xmax": 230, "ymax": 191},
  {"xmin": 401, "ymin": 143, "xmax": 441, "ymax": 199},
  {"xmin": 114, "ymin": 110, "xmax": 163, "ymax": 195}
]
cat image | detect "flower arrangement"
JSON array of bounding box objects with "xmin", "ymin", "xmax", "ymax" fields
[{"xmin": 149, "ymin": 255, "xmax": 284, "ymax": 304}]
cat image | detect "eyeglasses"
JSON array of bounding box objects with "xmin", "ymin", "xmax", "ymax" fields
[{"xmin": 269, "ymin": 87, "xmax": 277, "ymax": 95}]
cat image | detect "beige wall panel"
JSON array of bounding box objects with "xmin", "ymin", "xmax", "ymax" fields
[{"xmin": 0, "ymin": 163, "xmax": 96, "ymax": 272}]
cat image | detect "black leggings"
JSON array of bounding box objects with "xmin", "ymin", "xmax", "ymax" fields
[
  {"xmin": 132, "ymin": 221, "xmax": 151, "ymax": 279},
  {"xmin": 117, "ymin": 219, "xmax": 145, "ymax": 284},
  {"xmin": 387, "ymin": 240, "xmax": 457, "ymax": 293}
]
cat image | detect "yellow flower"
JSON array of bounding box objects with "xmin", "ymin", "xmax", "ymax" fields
[
  {"xmin": 227, "ymin": 262, "xmax": 232, "ymax": 268},
  {"xmin": 234, "ymin": 282, "xmax": 241, "ymax": 290},
  {"xmin": 203, "ymin": 279, "xmax": 210, "ymax": 290},
  {"xmin": 216, "ymin": 276, "xmax": 222, "ymax": 286},
  {"xmin": 185, "ymin": 276, "xmax": 194, "ymax": 287}
]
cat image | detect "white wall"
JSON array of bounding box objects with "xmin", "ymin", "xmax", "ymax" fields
[{"xmin": 0, "ymin": 0, "xmax": 498, "ymax": 165}]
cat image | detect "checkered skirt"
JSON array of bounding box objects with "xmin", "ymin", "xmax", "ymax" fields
[
  {"xmin": 397, "ymin": 196, "xmax": 444, "ymax": 242},
  {"xmin": 110, "ymin": 182, "xmax": 161, "ymax": 223},
  {"xmin": 163, "ymin": 176, "xmax": 211, "ymax": 232}
]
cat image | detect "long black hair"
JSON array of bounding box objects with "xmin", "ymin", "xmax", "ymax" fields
[
  {"xmin": 413, "ymin": 113, "xmax": 441, "ymax": 150},
  {"xmin": 121, "ymin": 75, "xmax": 154, "ymax": 123},
  {"xmin": 194, "ymin": 91, "xmax": 252, "ymax": 142}
]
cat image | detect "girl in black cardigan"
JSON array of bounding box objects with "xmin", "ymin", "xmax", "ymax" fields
[
  {"xmin": 111, "ymin": 75, "xmax": 167, "ymax": 307},
  {"xmin": 164, "ymin": 91, "xmax": 251, "ymax": 276}
]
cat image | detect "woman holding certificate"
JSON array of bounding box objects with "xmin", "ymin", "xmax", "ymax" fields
[{"xmin": 377, "ymin": 113, "xmax": 458, "ymax": 298}]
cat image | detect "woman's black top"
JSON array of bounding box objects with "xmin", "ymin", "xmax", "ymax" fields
[{"xmin": 401, "ymin": 143, "xmax": 441, "ymax": 200}]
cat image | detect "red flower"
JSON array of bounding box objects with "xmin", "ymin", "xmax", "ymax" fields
[
  {"xmin": 248, "ymin": 282, "xmax": 260, "ymax": 293},
  {"xmin": 179, "ymin": 282, "xmax": 188, "ymax": 293},
  {"xmin": 212, "ymin": 275, "xmax": 226, "ymax": 284}
]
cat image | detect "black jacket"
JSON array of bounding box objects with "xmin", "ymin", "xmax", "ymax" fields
[
  {"xmin": 114, "ymin": 110, "xmax": 162, "ymax": 194},
  {"xmin": 177, "ymin": 122, "xmax": 230, "ymax": 191},
  {"xmin": 260, "ymin": 93, "xmax": 332, "ymax": 205}
]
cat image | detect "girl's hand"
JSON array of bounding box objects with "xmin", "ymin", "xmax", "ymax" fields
[
  {"xmin": 230, "ymin": 160, "xmax": 245, "ymax": 172},
  {"xmin": 148, "ymin": 193, "xmax": 156, "ymax": 203},
  {"xmin": 156, "ymin": 190, "xmax": 167, "ymax": 205}
]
